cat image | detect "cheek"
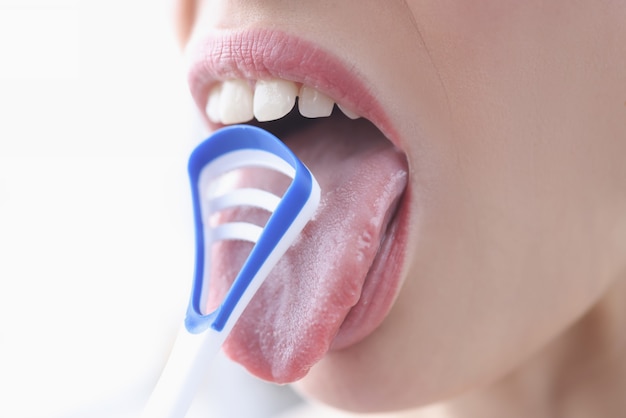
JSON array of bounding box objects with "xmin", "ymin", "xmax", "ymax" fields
[{"xmin": 401, "ymin": 0, "xmax": 626, "ymax": 328}]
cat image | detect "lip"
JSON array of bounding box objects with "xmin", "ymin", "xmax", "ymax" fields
[
  {"xmin": 186, "ymin": 29, "xmax": 404, "ymax": 150},
  {"xmin": 186, "ymin": 28, "xmax": 411, "ymax": 353}
]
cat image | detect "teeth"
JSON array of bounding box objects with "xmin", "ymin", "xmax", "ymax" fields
[
  {"xmin": 253, "ymin": 79, "xmax": 298, "ymax": 122},
  {"xmin": 206, "ymin": 78, "xmax": 361, "ymax": 124},
  {"xmin": 219, "ymin": 79, "xmax": 254, "ymax": 124},
  {"xmin": 298, "ymin": 85, "xmax": 334, "ymax": 118},
  {"xmin": 206, "ymin": 84, "xmax": 222, "ymax": 123},
  {"xmin": 337, "ymin": 103, "xmax": 360, "ymax": 120}
]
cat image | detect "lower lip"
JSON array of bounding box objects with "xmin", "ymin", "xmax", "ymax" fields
[{"xmin": 330, "ymin": 185, "xmax": 410, "ymax": 351}]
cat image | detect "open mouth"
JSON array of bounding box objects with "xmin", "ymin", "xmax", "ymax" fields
[{"xmin": 187, "ymin": 30, "xmax": 410, "ymax": 383}]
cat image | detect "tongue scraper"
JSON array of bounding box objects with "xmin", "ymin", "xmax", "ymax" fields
[{"xmin": 142, "ymin": 125, "xmax": 320, "ymax": 418}]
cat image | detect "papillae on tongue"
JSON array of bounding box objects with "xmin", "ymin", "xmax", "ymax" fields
[{"xmin": 210, "ymin": 117, "xmax": 407, "ymax": 383}]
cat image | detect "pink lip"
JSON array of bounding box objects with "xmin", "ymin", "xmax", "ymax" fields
[
  {"xmin": 186, "ymin": 29, "xmax": 403, "ymax": 151},
  {"xmin": 186, "ymin": 28, "xmax": 411, "ymax": 354}
]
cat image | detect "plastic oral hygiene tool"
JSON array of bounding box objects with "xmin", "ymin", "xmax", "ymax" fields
[{"xmin": 141, "ymin": 125, "xmax": 320, "ymax": 418}]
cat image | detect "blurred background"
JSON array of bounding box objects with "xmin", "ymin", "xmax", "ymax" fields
[{"xmin": 0, "ymin": 1, "xmax": 300, "ymax": 416}]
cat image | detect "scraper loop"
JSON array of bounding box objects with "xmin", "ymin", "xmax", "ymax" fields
[{"xmin": 186, "ymin": 126, "xmax": 320, "ymax": 336}]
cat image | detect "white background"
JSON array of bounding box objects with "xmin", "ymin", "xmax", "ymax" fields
[{"xmin": 0, "ymin": 1, "xmax": 299, "ymax": 416}]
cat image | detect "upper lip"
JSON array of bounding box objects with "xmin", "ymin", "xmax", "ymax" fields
[{"xmin": 186, "ymin": 28, "xmax": 403, "ymax": 150}]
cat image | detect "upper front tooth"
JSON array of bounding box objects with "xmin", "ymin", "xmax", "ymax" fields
[
  {"xmin": 206, "ymin": 84, "xmax": 222, "ymax": 123},
  {"xmin": 337, "ymin": 103, "xmax": 361, "ymax": 120},
  {"xmin": 298, "ymin": 85, "xmax": 334, "ymax": 118},
  {"xmin": 219, "ymin": 79, "xmax": 254, "ymax": 124},
  {"xmin": 253, "ymin": 79, "xmax": 298, "ymax": 122}
]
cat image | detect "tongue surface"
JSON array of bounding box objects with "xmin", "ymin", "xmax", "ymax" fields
[{"xmin": 211, "ymin": 117, "xmax": 407, "ymax": 383}]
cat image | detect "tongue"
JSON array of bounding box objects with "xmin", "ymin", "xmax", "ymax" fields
[{"xmin": 211, "ymin": 116, "xmax": 407, "ymax": 383}]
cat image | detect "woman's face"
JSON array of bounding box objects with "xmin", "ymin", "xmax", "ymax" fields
[{"xmin": 175, "ymin": 0, "xmax": 626, "ymax": 413}]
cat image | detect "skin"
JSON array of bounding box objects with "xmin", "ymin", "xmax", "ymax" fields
[{"xmin": 174, "ymin": 1, "xmax": 626, "ymax": 416}]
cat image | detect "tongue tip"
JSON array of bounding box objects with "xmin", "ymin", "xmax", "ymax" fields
[
  {"xmin": 223, "ymin": 326, "xmax": 335, "ymax": 384},
  {"xmin": 224, "ymin": 346, "xmax": 317, "ymax": 384}
]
